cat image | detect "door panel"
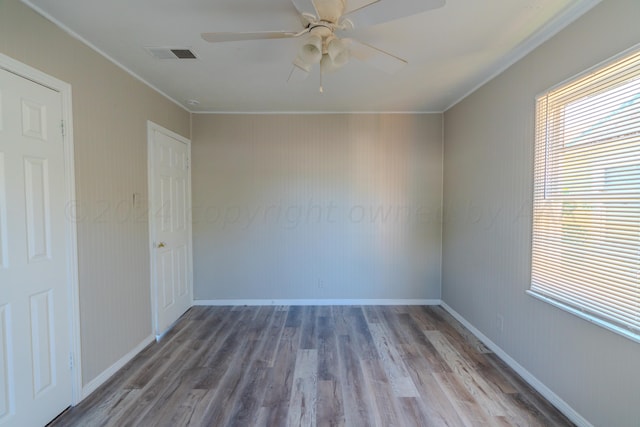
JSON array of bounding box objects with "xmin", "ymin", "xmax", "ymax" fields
[
  {"xmin": 24, "ymin": 157, "xmax": 51, "ymax": 262},
  {"xmin": 174, "ymin": 177, "xmax": 186, "ymax": 231},
  {"xmin": 0, "ymin": 67, "xmax": 72, "ymax": 426},
  {"xmin": 0, "ymin": 305, "xmax": 10, "ymax": 420},
  {"xmin": 160, "ymin": 250, "xmax": 174, "ymax": 308},
  {"xmin": 150, "ymin": 125, "xmax": 192, "ymax": 336},
  {"xmin": 21, "ymin": 99, "xmax": 48, "ymax": 141},
  {"xmin": 160, "ymin": 174, "xmax": 171, "ymax": 233},
  {"xmin": 30, "ymin": 290, "xmax": 55, "ymax": 397},
  {"xmin": 176, "ymin": 245, "xmax": 188, "ymax": 297},
  {"xmin": 0, "ymin": 153, "xmax": 7, "ymax": 268}
]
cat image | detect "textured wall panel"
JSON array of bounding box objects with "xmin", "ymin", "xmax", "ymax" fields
[
  {"xmin": 192, "ymin": 113, "xmax": 443, "ymax": 301},
  {"xmin": 442, "ymin": 1, "xmax": 640, "ymax": 426}
]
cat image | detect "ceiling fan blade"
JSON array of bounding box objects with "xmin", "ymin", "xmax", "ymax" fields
[
  {"xmin": 288, "ymin": 63, "xmax": 310, "ymax": 82},
  {"xmin": 201, "ymin": 31, "xmax": 301, "ymax": 43},
  {"xmin": 349, "ymin": 39, "xmax": 407, "ymax": 74},
  {"xmin": 290, "ymin": 0, "xmax": 319, "ymax": 17},
  {"xmin": 343, "ymin": 0, "xmax": 381, "ymax": 16},
  {"xmin": 346, "ymin": 0, "xmax": 445, "ymax": 27}
]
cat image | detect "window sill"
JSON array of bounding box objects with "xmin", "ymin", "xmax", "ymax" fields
[{"xmin": 526, "ymin": 290, "xmax": 640, "ymax": 344}]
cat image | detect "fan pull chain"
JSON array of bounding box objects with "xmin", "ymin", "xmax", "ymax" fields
[{"xmin": 319, "ymin": 65, "xmax": 324, "ymax": 93}]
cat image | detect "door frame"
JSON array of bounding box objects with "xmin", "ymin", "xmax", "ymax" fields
[
  {"xmin": 146, "ymin": 121, "xmax": 193, "ymax": 339},
  {"xmin": 0, "ymin": 53, "xmax": 82, "ymax": 405}
]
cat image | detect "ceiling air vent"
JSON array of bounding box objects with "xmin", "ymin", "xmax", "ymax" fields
[{"xmin": 146, "ymin": 47, "xmax": 197, "ymax": 60}]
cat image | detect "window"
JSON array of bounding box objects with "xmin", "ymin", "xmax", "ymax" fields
[{"xmin": 530, "ymin": 46, "xmax": 640, "ymax": 342}]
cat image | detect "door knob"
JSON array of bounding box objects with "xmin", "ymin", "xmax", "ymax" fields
[{"xmin": 157, "ymin": 242, "xmax": 166, "ymax": 248}]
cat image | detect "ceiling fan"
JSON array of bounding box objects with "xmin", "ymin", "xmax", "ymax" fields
[{"xmin": 201, "ymin": 0, "xmax": 446, "ymax": 90}]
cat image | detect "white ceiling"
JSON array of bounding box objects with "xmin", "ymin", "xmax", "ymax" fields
[{"xmin": 22, "ymin": 0, "xmax": 599, "ymax": 113}]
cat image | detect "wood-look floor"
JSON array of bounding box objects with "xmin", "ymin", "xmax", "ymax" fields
[{"xmin": 50, "ymin": 306, "xmax": 574, "ymax": 427}]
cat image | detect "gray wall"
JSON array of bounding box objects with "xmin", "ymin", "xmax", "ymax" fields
[
  {"xmin": 0, "ymin": 0, "xmax": 190, "ymax": 385},
  {"xmin": 192, "ymin": 114, "xmax": 442, "ymax": 301},
  {"xmin": 442, "ymin": 1, "xmax": 640, "ymax": 426}
]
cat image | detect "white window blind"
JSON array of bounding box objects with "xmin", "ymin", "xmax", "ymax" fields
[{"xmin": 531, "ymin": 46, "xmax": 640, "ymax": 342}]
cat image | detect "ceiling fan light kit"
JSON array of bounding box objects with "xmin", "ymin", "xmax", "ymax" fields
[
  {"xmin": 299, "ymin": 33, "xmax": 324, "ymax": 65},
  {"xmin": 327, "ymin": 37, "xmax": 349, "ymax": 67},
  {"xmin": 201, "ymin": 0, "xmax": 447, "ymax": 89},
  {"xmin": 296, "ymin": 26, "xmax": 350, "ymax": 76}
]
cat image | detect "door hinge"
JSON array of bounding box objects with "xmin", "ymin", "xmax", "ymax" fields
[
  {"xmin": 61, "ymin": 120, "xmax": 65, "ymax": 137},
  {"xmin": 69, "ymin": 352, "xmax": 74, "ymax": 370}
]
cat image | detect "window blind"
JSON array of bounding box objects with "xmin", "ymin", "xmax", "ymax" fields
[{"xmin": 531, "ymin": 47, "xmax": 640, "ymax": 341}]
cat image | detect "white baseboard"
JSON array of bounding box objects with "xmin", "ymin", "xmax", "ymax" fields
[
  {"xmin": 80, "ymin": 334, "xmax": 154, "ymax": 400},
  {"xmin": 440, "ymin": 302, "xmax": 592, "ymax": 427},
  {"xmin": 193, "ymin": 298, "xmax": 441, "ymax": 306}
]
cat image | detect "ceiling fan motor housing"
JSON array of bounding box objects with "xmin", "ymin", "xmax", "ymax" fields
[{"xmin": 314, "ymin": 0, "xmax": 346, "ymax": 23}]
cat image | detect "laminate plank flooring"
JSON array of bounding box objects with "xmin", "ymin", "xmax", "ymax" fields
[{"xmin": 49, "ymin": 306, "xmax": 574, "ymax": 427}]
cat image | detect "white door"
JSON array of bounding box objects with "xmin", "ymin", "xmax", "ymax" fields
[
  {"xmin": 149, "ymin": 123, "xmax": 192, "ymax": 338},
  {"xmin": 0, "ymin": 68, "xmax": 72, "ymax": 425}
]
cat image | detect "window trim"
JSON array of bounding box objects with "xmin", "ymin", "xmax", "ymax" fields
[
  {"xmin": 528, "ymin": 43, "xmax": 640, "ymax": 343},
  {"xmin": 526, "ymin": 290, "xmax": 640, "ymax": 344}
]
